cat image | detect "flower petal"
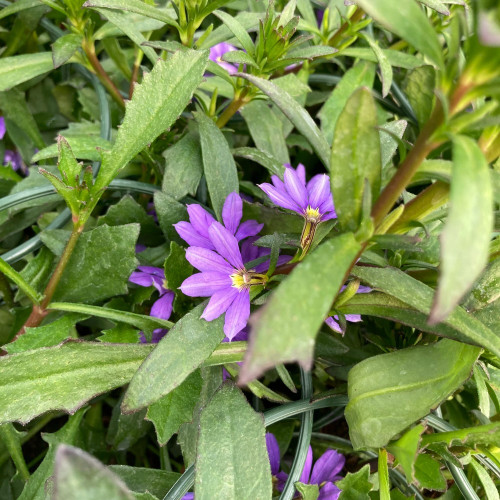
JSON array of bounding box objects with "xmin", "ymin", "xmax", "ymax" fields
[
  {"xmin": 174, "ymin": 221, "xmax": 213, "ymax": 249},
  {"xmin": 307, "ymin": 174, "xmax": 331, "ymax": 210},
  {"xmin": 310, "ymin": 449, "xmax": 345, "ymax": 485},
  {"xmin": 201, "ymin": 287, "xmax": 238, "ymax": 321},
  {"xmin": 222, "ymin": 192, "xmax": 243, "ymax": 235},
  {"xmin": 325, "ymin": 316, "xmax": 342, "ymax": 334},
  {"xmin": 0, "ymin": 117, "xmax": 5, "ymax": 140},
  {"xmin": 265, "ymin": 433, "xmax": 281, "ymax": 476},
  {"xmin": 223, "ymin": 289, "xmax": 250, "ymax": 340},
  {"xmin": 234, "ymin": 220, "xmax": 264, "ymax": 241},
  {"xmin": 299, "ymin": 446, "xmax": 314, "ymax": 484},
  {"xmin": 318, "ymin": 482, "xmax": 341, "ymax": 500},
  {"xmin": 208, "ymin": 222, "xmax": 244, "ymax": 269},
  {"xmin": 240, "ymin": 236, "xmax": 261, "ymax": 264},
  {"xmin": 151, "ymin": 329, "xmax": 168, "ymax": 343},
  {"xmin": 180, "ymin": 272, "xmax": 231, "ymax": 297},
  {"xmin": 185, "ymin": 246, "xmax": 234, "ymax": 274},
  {"xmin": 296, "ymin": 163, "xmax": 306, "ymax": 184},
  {"xmin": 258, "ymin": 183, "xmax": 301, "ymax": 213},
  {"xmin": 284, "ymin": 167, "xmax": 308, "ymax": 210},
  {"xmin": 150, "ymin": 291, "xmax": 175, "ymax": 320},
  {"xmin": 345, "ymin": 314, "xmax": 362, "ymax": 323},
  {"xmin": 187, "ymin": 204, "xmax": 216, "ymax": 239},
  {"xmin": 129, "ymin": 271, "xmax": 155, "ymax": 288}
]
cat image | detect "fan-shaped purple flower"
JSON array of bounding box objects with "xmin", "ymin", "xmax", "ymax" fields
[{"xmin": 209, "ymin": 42, "xmax": 238, "ymax": 74}]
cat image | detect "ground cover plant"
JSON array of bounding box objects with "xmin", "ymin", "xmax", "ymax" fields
[{"xmin": 0, "ymin": 0, "xmax": 499, "ymax": 498}]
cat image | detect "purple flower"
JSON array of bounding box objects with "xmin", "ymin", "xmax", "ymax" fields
[
  {"xmin": 258, "ymin": 164, "xmax": 336, "ymax": 253},
  {"xmin": 0, "ymin": 117, "xmax": 5, "ymax": 139},
  {"xmin": 326, "ymin": 285, "xmax": 371, "ymax": 334},
  {"xmin": 174, "ymin": 192, "xmax": 263, "ymax": 251},
  {"xmin": 266, "ymin": 435, "xmax": 345, "ymax": 500},
  {"xmin": 1, "ymin": 117, "xmax": 25, "ymax": 173},
  {"xmin": 129, "ymin": 266, "xmax": 174, "ymax": 343},
  {"xmin": 180, "ymin": 221, "xmax": 268, "ymax": 340},
  {"xmin": 209, "ymin": 42, "xmax": 238, "ymax": 74}
]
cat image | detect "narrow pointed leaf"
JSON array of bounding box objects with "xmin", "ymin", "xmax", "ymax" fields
[
  {"xmin": 195, "ymin": 382, "xmax": 272, "ymax": 499},
  {"xmin": 430, "ymin": 136, "xmax": 493, "ymax": 323},
  {"xmin": 0, "ymin": 53, "xmax": 53, "ymax": 92},
  {"xmin": 237, "ymin": 73, "xmax": 331, "ymax": 169},
  {"xmin": 239, "ymin": 234, "xmax": 360, "ymax": 384}
]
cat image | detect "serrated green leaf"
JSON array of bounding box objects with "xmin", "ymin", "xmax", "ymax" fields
[
  {"xmin": 195, "ymin": 382, "xmax": 272, "ymax": 500},
  {"xmin": 237, "ymin": 73, "xmax": 331, "ymax": 169},
  {"xmin": 122, "ymin": 303, "xmax": 225, "ymax": 411},
  {"xmin": 0, "ymin": 53, "xmax": 53, "ymax": 92},
  {"xmin": 414, "ymin": 453, "xmax": 446, "ymax": 491},
  {"xmin": 146, "ymin": 370, "xmax": 202, "ymax": 445},
  {"xmin": 239, "ymin": 234, "xmax": 361, "ymax": 383},
  {"xmin": 52, "ymin": 224, "xmax": 139, "ymax": 304},
  {"xmin": 345, "ymin": 339, "xmax": 479, "ymax": 449},
  {"xmin": 354, "ymin": 0, "xmax": 444, "ymax": 69},
  {"xmin": 53, "ymin": 445, "xmax": 134, "ymax": 500},
  {"xmin": 337, "ymin": 464, "xmax": 373, "ymax": 499},
  {"xmin": 330, "ymin": 87, "xmax": 381, "ymax": 232},
  {"xmin": 0, "ymin": 341, "xmax": 153, "ymax": 425},
  {"xmin": 95, "ymin": 50, "xmax": 208, "ymax": 192},
  {"xmin": 430, "ymin": 136, "xmax": 494, "ymax": 323},
  {"xmin": 162, "ymin": 132, "xmax": 203, "ymax": 200},
  {"xmin": 319, "ymin": 61, "xmax": 375, "ymax": 145},
  {"xmin": 194, "ymin": 111, "xmax": 239, "ymax": 221}
]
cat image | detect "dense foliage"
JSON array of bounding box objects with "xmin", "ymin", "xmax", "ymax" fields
[{"xmin": 0, "ymin": 0, "xmax": 499, "ymax": 498}]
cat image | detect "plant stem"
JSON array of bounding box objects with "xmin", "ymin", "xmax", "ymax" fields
[
  {"xmin": 216, "ymin": 93, "xmax": 251, "ymax": 128},
  {"xmin": 0, "ymin": 424, "xmax": 30, "ymax": 481},
  {"xmin": 328, "ymin": 7, "xmax": 364, "ymax": 47},
  {"xmin": 13, "ymin": 224, "xmax": 84, "ymax": 340},
  {"xmin": 83, "ymin": 39, "xmax": 125, "ymax": 109}
]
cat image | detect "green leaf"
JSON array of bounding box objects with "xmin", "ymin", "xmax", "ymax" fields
[
  {"xmin": 0, "ymin": 53, "xmax": 53, "ymax": 92},
  {"xmin": 122, "ymin": 303, "xmax": 225, "ymax": 412},
  {"xmin": 387, "ymin": 424, "xmax": 424, "ymax": 483},
  {"xmin": 154, "ymin": 191, "xmax": 188, "ymax": 244},
  {"xmin": 337, "ymin": 464, "xmax": 373, "ymax": 500},
  {"xmin": 93, "ymin": 8, "xmax": 158, "ymax": 64},
  {"xmin": 345, "ymin": 339, "xmax": 479, "ymax": 449},
  {"xmin": 0, "ymin": 257, "xmax": 41, "ymax": 305},
  {"xmin": 195, "ymin": 382, "xmax": 272, "ymax": 499},
  {"xmin": 404, "ymin": 65, "xmax": 436, "ymax": 127},
  {"xmin": 420, "ymin": 422, "xmax": 500, "ymax": 447},
  {"xmin": 0, "ymin": 341, "xmax": 153, "ymax": 425},
  {"xmin": 107, "ymin": 398, "xmax": 149, "ymax": 451},
  {"xmin": 53, "ymin": 445, "xmax": 134, "ymax": 500},
  {"xmin": 354, "ymin": 0, "xmax": 444, "ymax": 69},
  {"xmin": 414, "ymin": 454, "xmax": 446, "ymax": 491},
  {"xmin": 47, "ymin": 302, "xmax": 173, "ymax": 333},
  {"xmin": 52, "ymin": 33, "xmax": 83, "ymax": 68},
  {"xmin": 3, "ymin": 313, "xmax": 81, "ymax": 355},
  {"xmin": 95, "ymin": 50, "xmax": 208, "ymax": 193},
  {"xmin": 32, "ymin": 136, "xmax": 111, "ymax": 162},
  {"xmin": 351, "ymin": 265, "xmax": 500, "ymax": 358},
  {"xmin": 108, "ymin": 466, "xmax": 180, "ymax": 499},
  {"xmin": 146, "ymin": 370, "xmax": 202, "ymax": 445},
  {"xmin": 339, "ymin": 48, "xmax": 424, "ymax": 69},
  {"xmin": 83, "ymin": 0, "xmax": 179, "ymax": 27},
  {"xmin": 319, "ymin": 61, "xmax": 375, "ymax": 144},
  {"xmin": 418, "ymin": 0, "xmax": 450, "ymax": 15},
  {"xmin": 213, "ymin": 10, "xmax": 255, "ymax": 56},
  {"xmin": 0, "ymin": 0, "xmax": 43, "ymax": 21},
  {"xmin": 378, "ymin": 448, "xmax": 391, "ymax": 500},
  {"xmin": 164, "ymin": 241, "xmax": 193, "ymax": 312},
  {"xmin": 295, "ymin": 482, "xmax": 319, "ymax": 500},
  {"xmin": 162, "ymin": 132, "xmax": 203, "ymax": 200},
  {"xmin": 430, "ymin": 136, "xmax": 494, "ymax": 323},
  {"xmin": 194, "ymin": 111, "xmax": 239, "ymax": 221},
  {"xmin": 239, "ymin": 234, "xmax": 361, "ymax": 384},
  {"xmin": 18, "ymin": 409, "xmax": 88, "ymax": 500},
  {"xmin": 363, "ymin": 35, "xmax": 393, "ymax": 97},
  {"xmin": 469, "ymin": 459, "xmax": 500, "ymax": 500},
  {"xmin": 330, "ymin": 87, "xmax": 381, "ymax": 233},
  {"xmin": 232, "ymin": 147, "xmax": 286, "ymax": 177},
  {"xmin": 241, "ymin": 101, "xmax": 290, "ymax": 165},
  {"xmin": 52, "ymin": 224, "xmax": 139, "ymax": 304},
  {"xmin": 237, "ymin": 73, "xmax": 331, "ymax": 169}
]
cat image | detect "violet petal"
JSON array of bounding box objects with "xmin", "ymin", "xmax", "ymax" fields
[
  {"xmin": 307, "ymin": 174, "xmax": 331, "ymax": 210},
  {"xmin": 174, "ymin": 221, "xmax": 213, "ymax": 249},
  {"xmin": 265, "ymin": 433, "xmax": 281, "ymax": 476},
  {"xmin": 318, "ymin": 482, "xmax": 342, "ymax": 500},
  {"xmin": 284, "ymin": 167, "xmax": 308, "ymax": 210},
  {"xmin": 201, "ymin": 287, "xmax": 238, "ymax": 321},
  {"xmin": 222, "ymin": 192, "xmax": 243, "ymax": 235},
  {"xmin": 310, "ymin": 449, "xmax": 345, "ymax": 484},
  {"xmin": 186, "ymin": 204, "xmax": 216, "ymax": 239},
  {"xmin": 150, "ymin": 291, "xmax": 175, "ymax": 320},
  {"xmin": 208, "ymin": 222, "xmax": 244, "ymax": 269},
  {"xmin": 223, "ymin": 289, "xmax": 250, "ymax": 340},
  {"xmin": 299, "ymin": 446, "xmax": 313, "ymax": 484},
  {"xmin": 234, "ymin": 220, "xmax": 264, "ymax": 241},
  {"xmin": 180, "ymin": 272, "xmax": 232, "ymax": 297},
  {"xmin": 185, "ymin": 246, "xmax": 234, "ymax": 274},
  {"xmin": 258, "ymin": 183, "xmax": 301, "ymax": 213}
]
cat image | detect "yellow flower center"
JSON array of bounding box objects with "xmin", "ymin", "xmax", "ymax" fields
[
  {"xmin": 305, "ymin": 206, "xmax": 321, "ymax": 224},
  {"xmin": 230, "ymin": 269, "xmax": 268, "ymax": 290}
]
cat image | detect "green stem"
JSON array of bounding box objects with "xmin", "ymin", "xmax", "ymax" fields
[
  {"xmin": 82, "ymin": 39, "xmax": 125, "ymax": 109},
  {"xmin": 216, "ymin": 92, "xmax": 251, "ymax": 128},
  {"xmin": 0, "ymin": 258, "xmax": 42, "ymax": 305},
  {"xmin": 0, "ymin": 424, "xmax": 30, "ymax": 481}
]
